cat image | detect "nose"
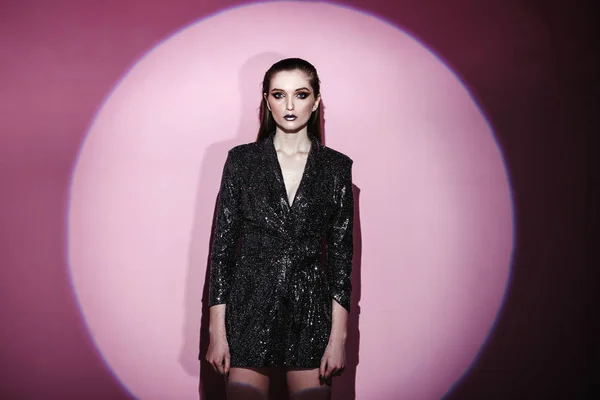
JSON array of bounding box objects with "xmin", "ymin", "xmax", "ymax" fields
[{"xmin": 286, "ymin": 97, "xmax": 294, "ymax": 111}]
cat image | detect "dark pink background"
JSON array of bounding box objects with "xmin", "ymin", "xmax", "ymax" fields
[{"xmin": 0, "ymin": 0, "xmax": 593, "ymax": 399}]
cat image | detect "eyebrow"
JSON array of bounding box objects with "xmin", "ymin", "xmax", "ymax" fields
[{"xmin": 270, "ymin": 87, "xmax": 311, "ymax": 92}]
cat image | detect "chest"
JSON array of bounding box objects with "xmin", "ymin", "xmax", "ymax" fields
[
  {"xmin": 238, "ymin": 148, "xmax": 335, "ymax": 234},
  {"xmin": 276, "ymin": 150, "xmax": 309, "ymax": 207}
]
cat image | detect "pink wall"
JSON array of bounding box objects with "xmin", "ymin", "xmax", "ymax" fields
[{"xmin": 0, "ymin": 1, "xmax": 590, "ymax": 399}]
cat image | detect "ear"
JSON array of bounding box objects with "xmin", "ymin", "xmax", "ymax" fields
[
  {"xmin": 312, "ymin": 94, "xmax": 321, "ymax": 112},
  {"xmin": 263, "ymin": 93, "xmax": 271, "ymax": 111}
]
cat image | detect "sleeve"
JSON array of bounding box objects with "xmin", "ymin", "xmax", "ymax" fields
[
  {"xmin": 208, "ymin": 150, "xmax": 242, "ymax": 306},
  {"xmin": 326, "ymin": 158, "xmax": 354, "ymax": 312}
]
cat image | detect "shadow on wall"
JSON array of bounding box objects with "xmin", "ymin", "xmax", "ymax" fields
[{"xmin": 179, "ymin": 52, "xmax": 363, "ymax": 399}]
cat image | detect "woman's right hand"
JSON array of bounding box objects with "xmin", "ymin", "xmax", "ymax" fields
[{"xmin": 206, "ymin": 332, "xmax": 230, "ymax": 376}]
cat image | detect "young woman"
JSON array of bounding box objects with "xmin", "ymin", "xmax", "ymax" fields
[{"xmin": 206, "ymin": 58, "xmax": 354, "ymax": 400}]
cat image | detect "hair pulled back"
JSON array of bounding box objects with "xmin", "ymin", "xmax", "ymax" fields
[{"xmin": 256, "ymin": 58, "xmax": 323, "ymax": 143}]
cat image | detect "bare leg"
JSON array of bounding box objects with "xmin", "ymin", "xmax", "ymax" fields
[
  {"xmin": 226, "ymin": 367, "xmax": 270, "ymax": 400},
  {"xmin": 286, "ymin": 368, "xmax": 331, "ymax": 400}
]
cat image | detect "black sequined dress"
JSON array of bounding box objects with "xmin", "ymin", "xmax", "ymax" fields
[{"xmin": 208, "ymin": 132, "xmax": 354, "ymax": 368}]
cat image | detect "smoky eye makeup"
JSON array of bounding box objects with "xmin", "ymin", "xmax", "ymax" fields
[{"xmin": 270, "ymin": 90, "xmax": 311, "ymax": 99}]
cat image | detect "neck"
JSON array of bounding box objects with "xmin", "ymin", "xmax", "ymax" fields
[{"xmin": 273, "ymin": 129, "xmax": 311, "ymax": 154}]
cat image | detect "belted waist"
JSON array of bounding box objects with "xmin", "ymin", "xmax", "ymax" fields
[{"xmin": 240, "ymin": 229, "xmax": 322, "ymax": 261}]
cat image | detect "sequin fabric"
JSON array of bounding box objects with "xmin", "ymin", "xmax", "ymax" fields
[{"xmin": 208, "ymin": 132, "xmax": 354, "ymax": 368}]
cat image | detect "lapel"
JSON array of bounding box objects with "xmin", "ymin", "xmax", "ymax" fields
[{"xmin": 261, "ymin": 131, "xmax": 323, "ymax": 213}]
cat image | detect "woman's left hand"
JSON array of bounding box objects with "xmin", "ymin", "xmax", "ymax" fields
[{"xmin": 319, "ymin": 339, "xmax": 346, "ymax": 381}]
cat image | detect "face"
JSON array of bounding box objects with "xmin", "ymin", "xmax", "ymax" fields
[{"xmin": 264, "ymin": 69, "xmax": 321, "ymax": 134}]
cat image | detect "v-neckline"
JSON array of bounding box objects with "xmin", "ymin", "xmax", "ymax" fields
[{"xmin": 270, "ymin": 133, "xmax": 314, "ymax": 210}]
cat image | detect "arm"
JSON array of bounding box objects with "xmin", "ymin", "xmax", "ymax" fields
[
  {"xmin": 326, "ymin": 158, "xmax": 354, "ymax": 314},
  {"xmin": 207, "ymin": 304, "xmax": 229, "ymax": 375},
  {"xmin": 321, "ymin": 159, "xmax": 354, "ymax": 380},
  {"xmin": 329, "ymin": 299, "xmax": 349, "ymax": 343},
  {"xmin": 209, "ymin": 305, "xmax": 226, "ymax": 337},
  {"xmin": 208, "ymin": 150, "xmax": 242, "ymax": 309},
  {"xmin": 206, "ymin": 150, "xmax": 242, "ymax": 375}
]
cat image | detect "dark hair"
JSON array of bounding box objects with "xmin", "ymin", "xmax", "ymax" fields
[{"xmin": 255, "ymin": 58, "xmax": 323, "ymax": 143}]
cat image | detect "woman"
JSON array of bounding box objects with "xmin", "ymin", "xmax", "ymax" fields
[{"xmin": 206, "ymin": 58, "xmax": 354, "ymax": 400}]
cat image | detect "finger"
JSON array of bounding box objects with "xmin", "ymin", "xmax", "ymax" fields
[
  {"xmin": 330, "ymin": 366, "xmax": 338, "ymax": 378},
  {"xmin": 212, "ymin": 358, "xmax": 221, "ymax": 375},
  {"xmin": 224, "ymin": 353, "xmax": 231, "ymax": 377},
  {"xmin": 326, "ymin": 364, "xmax": 336, "ymax": 380},
  {"xmin": 319, "ymin": 357, "xmax": 327, "ymax": 380},
  {"xmin": 217, "ymin": 357, "xmax": 225, "ymax": 375}
]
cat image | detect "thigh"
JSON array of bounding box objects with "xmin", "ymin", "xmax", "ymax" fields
[
  {"xmin": 286, "ymin": 368, "xmax": 331, "ymax": 400},
  {"xmin": 227, "ymin": 367, "xmax": 270, "ymax": 400}
]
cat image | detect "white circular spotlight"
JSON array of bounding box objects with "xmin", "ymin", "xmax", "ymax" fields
[{"xmin": 68, "ymin": 2, "xmax": 514, "ymax": 399}]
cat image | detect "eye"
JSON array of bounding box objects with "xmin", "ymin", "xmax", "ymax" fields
[
  {"xmin": 296, "ymin": 92, "xmax": 309, "ymax": 99},
  {"xmin": 272, "ymin": 92, "xmax": 284, "ymax": 99}
]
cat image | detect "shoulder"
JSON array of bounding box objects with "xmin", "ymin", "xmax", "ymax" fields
[
  {"xmin": 227, "ymin": 141, "xmax": 259, "ymax": 156},
  {"xmin": 220, "ymin": 142, "xmax": 259, "ymax": 176},
  {"xmin": 321, "ymin": 145, "xmax": 353, "ymax": 168},
  {"xmin": 225, "ymin": 141, "xmax": 262, "ymax": 163}
]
